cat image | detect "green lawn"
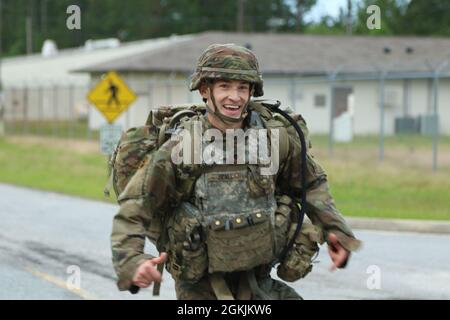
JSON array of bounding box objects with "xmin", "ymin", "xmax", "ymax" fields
[
  {"xmin": 309, "ymin": 134, "xmax": 450, "ymax": 220},
  {"xmin": 322, "ymin": 159, "xmax": 450, "ymax": 220},
  {"xmin": 310, "ymin": 133, "xmax": 450, "ymax": 149},
  {"xmin": 1, "ymin": 134, "xmax": 449, "ymax": 220},
  {"xmin": 4, "ymin": 119, "xmax": 99, "ymax": 140},
  {"xmin": 0, "ymin": 136, "xmax": 114, "ymax": 203}
]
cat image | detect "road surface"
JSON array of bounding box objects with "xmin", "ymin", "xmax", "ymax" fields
[{"xmin": 1, "ymin": 183, "xmax": 449, "ymax": 300}]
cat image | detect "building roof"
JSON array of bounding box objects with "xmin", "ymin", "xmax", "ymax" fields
[
  {"xmin": 74, "ymin": 31, "xmax": 450, "ymax": 76},
  {"xmin": 1, "ymin": 35, "xmax": 192, "ymax": 86}
]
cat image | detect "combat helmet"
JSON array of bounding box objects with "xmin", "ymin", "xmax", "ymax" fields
[
  {"xmin": 190, "ymin": 43, "xmax": 264, "ymax": 97},
  {"xmin": 189, "ymin": 43, "xmax": 264, "ymax": 123}
]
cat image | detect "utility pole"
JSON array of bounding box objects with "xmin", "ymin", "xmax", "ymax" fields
[
  {"xmin": 26, "ymin": 0, "xmax": 33, "ymax": 55},
  {"xmin": 41, "ymin": 0, "xmax": 48, "ymax": 37},
  {"xmin": 346, "ymin": 0, "xmax": 353, "ymax": 35},
  {"xmin": 0, "ymin": 0, "xmax": 4, "ymax": 136},
  {"xmin": 237, "ymin": 0, "xmax": 245, "ymax": 32},
  {"xmin": 296, "ymin": 0, "xmax": 302, "ymax": 32},
  {"xmin": 26, "ymin": 16, "xmax": 32, "ymax": 54}
]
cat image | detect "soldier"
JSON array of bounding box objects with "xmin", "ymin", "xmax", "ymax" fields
[{"xmin": 110, "ymin": 43, "xmax": 361, "ymax": 300}]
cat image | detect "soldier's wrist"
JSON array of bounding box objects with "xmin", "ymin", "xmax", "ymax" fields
[
  {"xmin": 117, "ymin": 254, "xmax": 155, "ymax": 291},
  {"xmin": 326, "ymin": 229, "xmax": 362, "ymax": 252}
]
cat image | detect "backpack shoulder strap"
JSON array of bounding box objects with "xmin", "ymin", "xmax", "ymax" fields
[
  {"xmin": 249, "ymin": 101, "xmax": 290, "ymax": 165},
  {"xmin": 266, "ymin": 120, "xmax": 289, "ymax": 166}
]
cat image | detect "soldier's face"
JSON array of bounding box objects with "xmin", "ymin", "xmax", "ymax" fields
[{"xmin": 201, "ymin": 80, "xmax": 251, "ymax": 119}]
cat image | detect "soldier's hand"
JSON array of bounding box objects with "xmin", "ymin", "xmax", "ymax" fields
[
  {"xmin": 132, "ymin": 252, "xmax": 168, "ymax": 288},
  {"xmin": 327, "ymin": 233, "xmax": 350, "ymax": 271}
]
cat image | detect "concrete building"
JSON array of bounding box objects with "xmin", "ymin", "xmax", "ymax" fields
[
  {"xmin": 0, "ymin": 35, "xmax": 192, "ymax": 122},
  {"xmin": 76, "ymin": 31, "xmax": 450, "ymax": 136},
  {"xmin": 3, "ymin": 31, "xmax": 449, "ymax": 137}
]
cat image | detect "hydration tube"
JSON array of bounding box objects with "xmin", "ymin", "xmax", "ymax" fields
[{"xmin": 259, "ymin": 100, "xmax": 308, "ymax": 265}]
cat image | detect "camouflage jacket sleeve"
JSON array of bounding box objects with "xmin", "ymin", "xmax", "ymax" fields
[
  {"xmin": 277, "ymin": 123, "xmax": 362, "ymax": 252},
  {"xmin": 110, "ymin": 140, "xmax": 182, "ymax": 291}
]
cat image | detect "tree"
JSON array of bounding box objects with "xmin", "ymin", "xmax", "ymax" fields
[
  {"xmin": 353, "ymin": 0, "xmax": 408, "ymax": 35},
  {"xmin": 294, "ymin": 0, "xmax": 317, "ymax": 31},
  {"xmin": 402, "ymin": 0, "xmax": 450, "ymax": 36}
]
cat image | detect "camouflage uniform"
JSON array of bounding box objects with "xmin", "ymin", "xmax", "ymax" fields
[{"xmin": 110, "ymin": 43, "xmax": 361, "ymax": 300}]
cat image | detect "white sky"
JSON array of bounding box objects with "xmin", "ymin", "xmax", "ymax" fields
[{"xmin": 303, "ymin": 0, "xmax": 362, "ymax": 22}]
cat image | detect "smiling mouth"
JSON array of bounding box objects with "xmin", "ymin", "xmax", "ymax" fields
[{"xmin": 223, "ymin": 105, "xmax": 241, "ymax": 110}]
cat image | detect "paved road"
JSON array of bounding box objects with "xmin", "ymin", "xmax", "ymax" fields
[{"xmin": 1, "ymin": 183, "xmax": 449, "ymax": 300}]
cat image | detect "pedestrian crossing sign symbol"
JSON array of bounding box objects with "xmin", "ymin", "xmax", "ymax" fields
[{"xmin": 87, "ymin": 71, "xmax": 137, "ymax": 123}]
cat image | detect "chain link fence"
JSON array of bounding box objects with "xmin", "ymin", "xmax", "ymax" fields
[
  {"xmin": 0, "ymin": 67, "xmax": 449, "ymax": 171},
  {"xmin": 1, "ymin": 84, "xmax": 94, "ymax": 139}
]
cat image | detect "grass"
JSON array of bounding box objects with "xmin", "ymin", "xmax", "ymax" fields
[
  {"xmin": 309, "ymin": 134, "xmax": 450, "ymax": 220},
  {"xmin": 310, "ymin": 133, "xmax": 450, "ymax": 149},
  {"xmin": 322, "ymin": 159, "xmax": 450, "ymax": 220},
  {"xmin": 4, "ymin": 119, "xmax": 100, "ymax": 140},
  {"xmin": 0, "ymin": 136, "xmax": 114, "ymax": 203},
  {"xmin": 0, "ymin": 134, "xmax": 449, "ymax": 220}
]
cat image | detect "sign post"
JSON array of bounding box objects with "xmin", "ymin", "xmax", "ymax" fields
[
  {"xmin": 87, "ymin": 71, "xmax": 137, "ymax": 195},
  {"xmin": 87, "ymin": 71, "xmax": 137, "ymax": 155},
  {"xmin": 99, "ymin": 123, "xmax": 123, "ymax": 155}
]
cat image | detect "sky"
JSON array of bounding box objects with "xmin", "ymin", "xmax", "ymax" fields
[{"xmin": 303, "ymin": 0, "xmax": 361, "ymax": 23}]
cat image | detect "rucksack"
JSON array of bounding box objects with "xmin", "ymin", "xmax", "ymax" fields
[
  {"xmin": 104, "ymin": 100, "xmax": 309, "ymax": 200},
  {"xmin": 104, "ymin": 103, "xmax": 206, "ymax": 199},
  {"xmin": 106, "ymin": 100, "xmax": 311, "ymax": 296}
]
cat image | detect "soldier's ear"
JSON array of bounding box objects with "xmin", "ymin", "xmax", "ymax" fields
[{"xmin": 199, "ymin": 82, "xmax": 208, "ymax": 99}]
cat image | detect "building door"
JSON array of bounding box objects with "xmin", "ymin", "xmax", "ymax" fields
[
  {"xmin": 333, "ymin": 87, "xmax": 354, "ymax": 142},
  {"xmin": 333, "ymin": 87, "xmax": 353, "ymax": 118}
]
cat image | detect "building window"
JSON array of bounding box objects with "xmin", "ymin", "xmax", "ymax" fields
[{"xmin": 314, "ymin": 94, "xmax": 326, "ymax": 107}]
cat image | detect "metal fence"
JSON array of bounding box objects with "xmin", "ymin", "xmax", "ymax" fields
[
  {"xmin": 1, "ymin": 84, "xmax": 94, "ymax": 139},
  {"xmin": 0, "ymin": 67, "xmax": 449, "ymax": 171}
]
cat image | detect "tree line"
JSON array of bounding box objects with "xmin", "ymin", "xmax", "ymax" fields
[{"xmin": 0, "ymin": 0, "xmax": 449, "ymax": 57}]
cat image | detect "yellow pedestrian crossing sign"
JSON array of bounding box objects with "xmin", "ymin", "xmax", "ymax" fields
[{"xmin": 87, "ymin": 71, "xmax": 137, "ymax": 123}]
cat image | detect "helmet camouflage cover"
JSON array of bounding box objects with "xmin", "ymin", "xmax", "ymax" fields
[{"xmin": 189, "ymin": 43, "xmax": 264, "ymax": 97}]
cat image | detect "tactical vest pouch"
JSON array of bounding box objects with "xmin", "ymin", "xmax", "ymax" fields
[
  {"xmin": 166, "ymin": 202, "xmax": 208, "ymax": 283},
  {"xmin": 206, "ymin": 211, "xmax": 275, "ymax": 273},
  {"xmin": 276, "ymin": 221, "xmax": 323, "ymax": 282},
  {"xmin": 247, "ymin": 166, "xmax": 275, "ymax": 198},
  {"xmin": 274, "ymin": 195, "xmax": 293, "ymax": 257}
]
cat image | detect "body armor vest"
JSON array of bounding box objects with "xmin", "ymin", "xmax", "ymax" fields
[
  {"xmin": 194, "ymin": 164, "xmax": 278, "ymax": 273},
  {"xmin": 166, "ymin": 113, "xmax": 292, "ymax": 281}
]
